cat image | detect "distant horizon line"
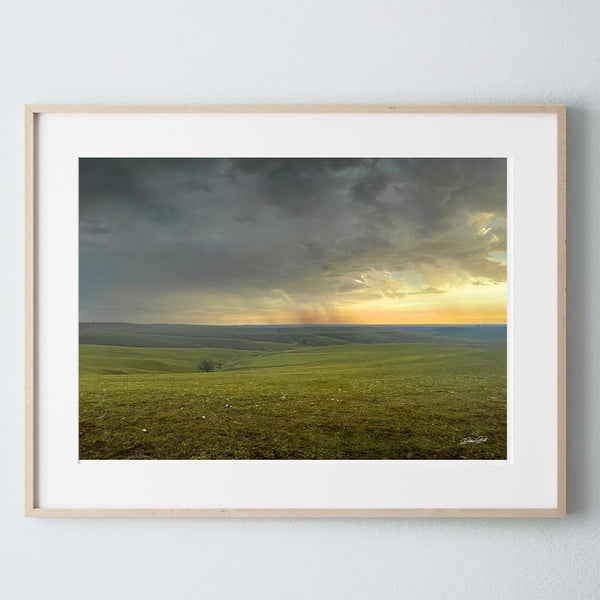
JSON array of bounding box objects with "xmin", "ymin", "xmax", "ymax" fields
[{"xmin": 80, "ymin": 321, "xmax": 507, "ymax": 327}]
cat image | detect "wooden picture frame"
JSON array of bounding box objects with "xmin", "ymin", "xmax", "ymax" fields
[{"xmin": 25, "ymin": 104, "xmax": 566, "ymax": 517}]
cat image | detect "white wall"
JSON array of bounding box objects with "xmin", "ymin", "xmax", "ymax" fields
[{"xmin": 1, "ymin": 1, "xmax": 598, "ymax": 597}]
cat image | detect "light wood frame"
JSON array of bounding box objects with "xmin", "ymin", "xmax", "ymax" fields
[{"xmin": 24, "ymin": 104, "xmax": 566, "ymax": 518}]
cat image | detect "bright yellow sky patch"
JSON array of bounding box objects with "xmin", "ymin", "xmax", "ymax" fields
[{"xmin": 149, "ymin": 280, "xmax": 506, "ymax": 325}]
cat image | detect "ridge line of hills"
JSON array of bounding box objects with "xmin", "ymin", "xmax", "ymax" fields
[{"xmin": 80, "ymin": 322, "xmax": 507, "ymax": 350}]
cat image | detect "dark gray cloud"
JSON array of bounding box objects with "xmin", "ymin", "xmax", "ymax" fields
[{"xmin": 79, "ymin": 157, "xmax": 506, "ymax": 323}]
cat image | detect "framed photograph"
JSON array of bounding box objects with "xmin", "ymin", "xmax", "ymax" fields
[{"xmin": 25, "ymin": 104, "xmax": 565, "ymax": 517}]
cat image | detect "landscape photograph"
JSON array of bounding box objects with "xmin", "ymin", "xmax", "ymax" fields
[{"xmin": 79, "ymin": 157, "xmax": 507, "ymax": 460}]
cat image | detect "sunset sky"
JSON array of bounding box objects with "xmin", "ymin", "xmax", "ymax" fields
[{"xmin": 79, "ymin": 157, "xmax": 506, "ymax": 325}]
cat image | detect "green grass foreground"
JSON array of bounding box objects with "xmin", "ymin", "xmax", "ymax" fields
[{"xmin": 79, "ymin": 340, "xmax": 507, "ymax": 460}]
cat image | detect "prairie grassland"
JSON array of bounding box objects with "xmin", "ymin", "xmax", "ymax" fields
[{"xmin": 79, "ymin": 341, "xmax": 506, "ymax": 460}]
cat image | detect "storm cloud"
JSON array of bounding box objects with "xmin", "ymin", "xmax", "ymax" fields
[{"xmin": 79, "ymin": 157, "xmax": 506, "ymax": 323}]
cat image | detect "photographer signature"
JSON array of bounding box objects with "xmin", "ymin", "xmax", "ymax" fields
[{"xmin": 459, "ymin": 435, "xmax": 488, "ymax": 444}]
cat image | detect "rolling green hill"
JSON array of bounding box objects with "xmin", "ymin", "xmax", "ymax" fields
[
  {"xmin": 79, "ymin": 344, "xmax": 260, "ymax": 374},
  {"xmin": 79, "ymin": 340, "xmax": 507, "ymax": 460}
]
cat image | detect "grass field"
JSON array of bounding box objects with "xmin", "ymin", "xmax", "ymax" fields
[{"xmin": 79, "ymin": 324, "xmax": 507, "ymax": 460}]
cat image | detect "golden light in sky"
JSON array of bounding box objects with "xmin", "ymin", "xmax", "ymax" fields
[{"xmin": 80, "ymin": 158, "xmax": 507, "ymax": 325}]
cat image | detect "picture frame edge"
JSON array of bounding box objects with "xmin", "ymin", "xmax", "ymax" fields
[{"xmin": 24, "ymin": 103, "xmax": 566, "ymax": 518}]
